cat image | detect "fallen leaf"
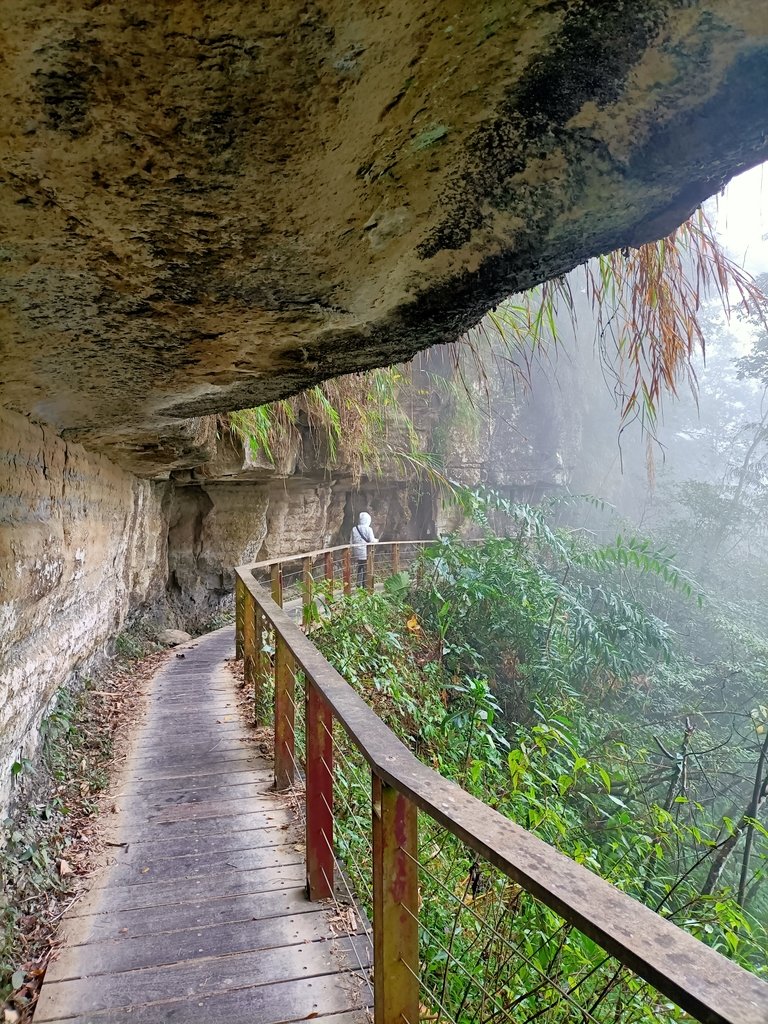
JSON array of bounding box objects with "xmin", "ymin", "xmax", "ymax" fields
[{"xmin": 58, "ymin": 859, "xmax": 73, "ymax": 878}]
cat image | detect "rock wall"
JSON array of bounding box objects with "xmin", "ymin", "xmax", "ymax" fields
[
  {"xmin": 166, "ymin": 478, "xmax": 357, "ymax": 626},
  {"xmin": 0, "ymin": 408, "xmax": 169, "ymax": 812}
]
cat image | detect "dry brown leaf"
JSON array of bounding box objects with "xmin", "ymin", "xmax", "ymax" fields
[{"xmin": 58, "ymin": 859, "xmax": 73, "ymax": 878}]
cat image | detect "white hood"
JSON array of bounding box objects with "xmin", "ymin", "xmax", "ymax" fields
[{"xmin": 358, "ymin": 512, "xmax": 371, "ymax": 527}]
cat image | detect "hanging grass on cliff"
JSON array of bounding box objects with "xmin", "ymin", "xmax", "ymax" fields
[{"xmin": 225, "ymin": 207, "xmax": 766, "ymax": 495}]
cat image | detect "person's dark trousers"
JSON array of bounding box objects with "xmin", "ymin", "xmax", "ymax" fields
[{"xmin": 356, "ymin": 559, "xmax": 366, "ymax": 588}]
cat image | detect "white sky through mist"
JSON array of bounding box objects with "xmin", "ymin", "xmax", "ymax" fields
[{"xmin": 714, "ymin": 162, "xmax": 768, "ymax": 273}]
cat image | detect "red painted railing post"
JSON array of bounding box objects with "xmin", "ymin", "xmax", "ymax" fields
[
  {"xmin": 372, "ymin": 774, "xmax": 419, "ymax": 1024},
  {"xmin": 235, "ymin": 575, "xmax": 245, "ymax": 660},
  {"xmin": 243, "ymin": 588, "xmax": 256, "ymax": 690},
  {"xmin": 343, "ymin": 548, "xmax": 352, "ymax": 596},
  {"xmin": 271, "ymin": 561, "xmax": 284, "ymax": 607},
  {"xmin": 366, "ymin": 545, "xmax": 375, "ymax": 593},
  {"xmin": 274, "ymin": 636, "xmax": 295, "ymax": 791},
  {"xmin": 306, "ymin": 683, "xmax": 334, "ymax": 900}
]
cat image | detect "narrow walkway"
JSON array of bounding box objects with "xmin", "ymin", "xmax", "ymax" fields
[{"xmin": 35, "ymin": 626, "xmax": 370, "ymax": 1024}]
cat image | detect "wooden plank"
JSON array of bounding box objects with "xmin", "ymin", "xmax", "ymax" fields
[
  {"xmin": 107, "ymin": 842, "xmax": 300, "ymax": 887},
  {"xmin": 128, "ymin": 736, "xmax": 255, "ymax": 761},
  {"xmin": 37, "ymin": 935, "xmax": 372, "ymax": 1019},
  {"xmin": 243, "ymin": 580, "xmax": 768, "ymax": 1024},
  {"xmin": 118, "ymin": 808, "xmax": 294, "ymax": 844},
  {"xmin": 123, "ymin": 770, "xmax": 273, "ymax": 798},
  {"xmin": 131, "ymin": 754, "xmax": 266, "ymax": 783},
  {"xmin": 127, "ymin": 739, "xmax": 255, "ymax": 768},
  {"xmin": 143, "ymin": 794, "xmax": 278, "ymax": 825},
  {"xmin": 71, "ymin": 863, "xmax": 305, "ymax": 916},
  {"xmin": 47, "ymin": 908, "xmax": 349, "ymax": 982},
  {"xmin": 36, "ymin": 971, "xmax": 369, "ymax": 1024},
  {"xmin": 115, "ymin": 819, "xmax": 294, "ymax": 860},
  {"xmin": 59, "ymin": 888, "xmax": 315, "ymax": 949},
  {"xmin": 127, "ymin": 776, "xmax": 272, "ymax": 804}
]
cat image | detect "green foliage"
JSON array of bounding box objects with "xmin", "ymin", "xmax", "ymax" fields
[
  {"xmin": 1, "ymin": 679, "xmax": 118, "ymax": 1008},
  {"xmin": 312, "ymin": 521, "xmax": 768, "ymax": 1022},
  {"xmin": 113, "ymin": 618, "xmax": 161, "ymax": 660}
]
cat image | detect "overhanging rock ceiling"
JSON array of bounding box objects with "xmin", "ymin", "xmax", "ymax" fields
[{"xmin": 2, "ymin": 1, "xmax": 768, "ymax": 474}]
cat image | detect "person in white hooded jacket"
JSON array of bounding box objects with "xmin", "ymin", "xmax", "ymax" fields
[{"xmin": 350, "ymin": 511, "xmax": 377, "ymax": 587}]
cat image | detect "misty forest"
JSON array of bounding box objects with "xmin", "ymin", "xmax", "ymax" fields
[{"xmin": 223, "ymin": 193, "xmax": 768, "ymax": 1020}]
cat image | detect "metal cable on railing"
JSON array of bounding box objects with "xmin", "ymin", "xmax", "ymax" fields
[{"xmin": 234, "ymin": 541, "xmax": 768, "ymax": 1024}]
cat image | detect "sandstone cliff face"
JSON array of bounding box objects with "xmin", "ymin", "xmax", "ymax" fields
[
  {"xmin": 0, "ymin": 408, "xmax": 168, "ymax": 810},
  {"xmin": 1, "ymin": 1, "xmax": 767, "ymax": 475}
]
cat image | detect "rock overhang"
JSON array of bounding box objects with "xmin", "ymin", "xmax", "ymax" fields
[{"xmin": 1, "ymin": 0, "xmax": 767, "ymax": 476}]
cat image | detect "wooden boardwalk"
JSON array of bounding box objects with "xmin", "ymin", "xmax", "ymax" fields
[{"xmin": 35, "ymin": 626, "xmax": 370, "ymax": 1024}]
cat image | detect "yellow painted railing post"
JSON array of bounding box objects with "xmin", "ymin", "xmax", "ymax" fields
[
  {"xmin": 324, "ymin": 550, "xmax": 334, "ymax": 596},
  {"xmin": 235, "ymin": 575, "xmax": 245, "ymax": 660},
  {"xmin": 343, "ymin": 548, "xmax": 352, "ymax": 596},
  {"xmin": 302, "ymin": 556, "xmax": 313, "ymax": 623},
  {"xmin": 271, "ymin": 561, "xmax": 284, "ymax": 607},
  {"xmin": 372, "ymin": 775, "xmax": 419, "ymax": 1024},
  {"xmin": 243, "ymin": 588, "xmax": 256, "ymax": 691},
  {"xmin": 274, "ymin": 636, "xmax": 295, "ymax": 791},
  {"xmin": 254, "ymin": 606, "xmax": 265, "ymax": 724},
  {"xmin": 306, "ymin": 684, "xmax": 334, "ymax": 900},
  {"xmin": 366, "ymin": 545, "xmax": 375, "ymax": 593}
]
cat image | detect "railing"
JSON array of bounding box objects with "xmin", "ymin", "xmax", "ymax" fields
[{"xmin": 234, "ymin": 542, "xmax": 768, "ymax": 1024}]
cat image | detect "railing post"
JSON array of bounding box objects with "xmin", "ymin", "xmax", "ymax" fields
[
  {"xmin": 235, "ymin": 575, "xmax": 245, "ymax": 660},
  {"xmin": 366, "ymin": 545, "xmax": 375, "ymax": 593},
  {"xmin": 271, "ymin": 561, "xmax": 284, "ymax": 607},
  {"xmin": 372, "ymin": 775, "xmax": 419, "ymax": 1024},
  {"xmin": 254, "ymin": 606, "xmax": 265, "ymax": 724},
  {"xmin": 306, "ymin": 683, "xmax": 334, "ymax": 900},
  {"xmin": 274, "ymin": 636, "xmax": 295, "ymax": 791},
  {"xmin": 343, "ymin": 548, "xmax": 352, "ymax": 596},
  {"xmin": 391, "ymin": 543, "xmax": 400, "ymax": 576},
  {"xmin": 324, "ymin": 550, "xmax": 334, "ymax": 597},
  {"xmin": 243, "ymin": 587, "xmax": 256, "ymax": 690},
  {"xmin": 302, "ymin": 556, "xmax": 313, "ymax": 623}
]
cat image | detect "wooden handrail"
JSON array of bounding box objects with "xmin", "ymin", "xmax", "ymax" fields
[
  {"xmin": 243, "ymin": 538, "xmax": 433, "ymax": 575},
  {"xmin": 234, "ymin": 546, "xmax": 768, "ymax": 1024}
]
